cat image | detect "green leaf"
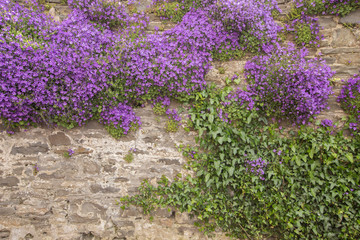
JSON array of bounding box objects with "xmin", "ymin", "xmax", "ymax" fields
[
  {"xmin": 228, "ymin": 167, "xmax": 235, "ymax": 177},
  {"xmin": 345, "ymin": 153, "xmax": 354, "ymax": 163}
]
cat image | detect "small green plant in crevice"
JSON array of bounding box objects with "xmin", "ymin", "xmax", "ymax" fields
[
  {"xmin": 33, "ymin": 164, "xmax": 39, "ymax": 175},
  {"xmin": 63, "ymin": 149, "xmax": 74, "ymax": 158},
  {"xmin": 124, "ymin": 148, "xmax": 136, "ymax": 163},
  {"xmin": 165, "ymin": 109, "xmax": 181, "ymax": 132},
  {"xmin": 153, "ymin": 102, "xmax": 167, "ymax": 115},
  {"xmin": 217, "ymin": 67, "xmax": 225, "ymax": 74}
]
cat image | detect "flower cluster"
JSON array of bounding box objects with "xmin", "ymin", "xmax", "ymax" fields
[
  {"xmin": 165, "ymin": 109, "xmax": 181, "ymax": 132},
  {"xmin": 245, "ymin": 43, "xmax": 334, "ymax": 124},
  {"xmin": 320, "ymin": 119, "xmax": 335, "ymax": 128},
  {"xmin": 286, "ymin": 15, "xmax": 321, "ymax": 47},
  {"xmin": 338, "ymin": 75, "xmax": 360, "ymax": 131},
  {"xmin": 68, "ymin": 0, "xmax": 149, "ymax": 30},
  {"xmin": 245, "ymin": 157, "xmax": 268, "ymax": 180},
  {"xmin": 100, "ymin": 102, "xmax": 141, "ymax": 138}
]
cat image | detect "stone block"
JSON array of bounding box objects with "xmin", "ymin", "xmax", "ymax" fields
[
  {"xmin": 339, "ymin": 9, "xmax": 360, "ymax": 24},
  {"xmin": 11, "ymin": 142, "xmax": 49, "ymax": 155},
  {"xmin": 0, "ymin": 207, "xmax": 15, "ymax": 216},
  {"xmin": 48, "ymin": 132, "xmax": 71, "ymax": 146},
  {"xmin": 317, "ymin": 17, "xmax": 337, "ymax": 29},
  {"xmin": 332, "ymin": 28, "xmax": 357, "ymax": 47},
  {"xmin": 0, "ymin": 229, "xmax": 10, "ymax": 239},
  {"xmin": 158, "ymin": 158, "xmax": 180, "ymax": 165},
  {"xmin": 338, "ymin": 53, "xmax": 360, "ymax": 64},
  {"xmin": 90, "ymin": 184, "xmax": 120, "ymax": 194},
  {"xmin": 321, "ymin": 47, "xmax": 360, "ymax": 54},
  {"xmin": 0, "ymin": 176, "xmax": 19, "ymax": 187}
]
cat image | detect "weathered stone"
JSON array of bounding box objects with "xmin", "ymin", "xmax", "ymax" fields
[
  {"xmin": 0, "ymin": 176, "xmax": 19, "ymax": 187},
  {"xmin": 48, "ymin": 132, "xmax": 71, "ymax": 146},
  {"xmin": 153, "ymin": 208, "xmax": 174, "ymax": 218},
  {"xmin": 103, "ymin": 164, "xmax": 116, "ymax": 173},
  {"xmin": 11, "ymin": 142, "xmax": 49, "ymax": 155},
  {"xmin": 331, "ymin": 65, "xmax": 360, "ymax": 75},
  {"xmin": 47, "ymin": 0, "xmax": 61, "ymax": 3},
  {"xmin": 158, "ymin": 158, "xmax": 180, "ymax": 165},
  {"xmin": 114, "ymin": 177, "xmax": 129, "ymax": 182},
  {"xmin": 0, "ymin": 229, "xmax": 10, "ymax": 239},
  {"xmin": 338, "ymin": 53, "xmax": 360, "ymax": 64},
  {"xmin": 12, "ymin": 167, "xmax": 24, "ymax": 176},
  {"xmin": 68, "ymin": 214, "xmax": 99, "ymax": 224},
  {"xmin": 80, "ymin": 202, "xmax": 106, "ymax": 219},
  {"xmin": 38, "ymin": 171, "xmax": 65, "ymax": 180},
  {"xmin": 321, "ymin": 47, "xmax": 360, "ymax": 54},
  {"xmin": 83, "ymin": 162, "xmax": 100, "ymax": 175},
  {"xmin": 90, "ymin": 184, "xmax": 119, "ymax": 194},
  {"xmin": 317, "ymin": 17, "xmax": 337, "ymax": 29},
  {"xmin": 75, "ymin": 147, "xmax": 93, "ymax": 154},
  {"xmin": 332, "ymin": 28, "xmax": 357, "ymax": 47},
  {"xmin": 0, "ymin": 207, "xmax": 15, "ymax": 216},
  {"xmin": 339, "ymin": 9, "xmax": 360, "ymax": 24}
]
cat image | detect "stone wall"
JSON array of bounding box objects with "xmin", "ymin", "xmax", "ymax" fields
[{"xmin": 1, "ymin": 1, "xmax": 360, "ymax": 239}]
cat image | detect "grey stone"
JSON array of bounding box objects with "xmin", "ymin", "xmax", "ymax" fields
[
  {"xmin": 153, "ymin": 208, "xmax": 174, "ymax": 218},
  {"xmin": 83, "ymin": 162, "xmax": 100, "ymax": 175},
  {"xmin": 0, "ymin": 176, "xmax": 19, "ymax": 187},
  {"xmin": 11, "ymin": 142, "xmax": 49, "ymax": 155},
  {"xmin": 38, "ymin": 171, "xmax": 65, "ymax": 180},
  {"xmin": 68, "ymin": 214, "xmax": 99, "ymax": 224},
  {"xmin": 90, "ymin": 184, "xmax": 120, "ymax": 194},
  {"xmin": 47, "ymin": 0, "xmax": 61, "ymax": 3},
  {"xmin": 317, "ymin": 17, "xmax": 337, "ymax": 29},
  {"xmin": 81, "ymin": 202, "xmax": 106, "ymax": 219},
  {"xmin": 338, "ymin": 53, "xmax": 360, "ymax": 64},
  {"xmin": 12, "ymin": 167, "xmax": 24, "ymax": 176},
  {"xmin": 332, "ymin": 65, "xmax": 360, "ymax": 75},
  {"xmin": 158, "ymin": 158, "xmax": 180, "ymax": 165},
  {"xmin": 321, "ymin": 47, "xmax": 360, "ymax": 54},
  {"xmin": 103, "ymin": 165, "xmax": 116, "ymax": 173},
  {"xmin": 332, "ymin": 28, "xmax": 357, "ymax": 47},
  {"xmin": 340, "ymin": 9, "xmax": 360, "ymax": 24},
  {"xmin": 48, "ymin": 132, "xmax": 71, "ymax": 146},
  {"xmin": 0, "ymin": 207, "xmax": 15, "ymax": 216}
]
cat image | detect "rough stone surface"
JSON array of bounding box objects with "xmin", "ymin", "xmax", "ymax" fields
[
  {"xmin": 48, "ymin": 132, "xmax": 71, "ymax": 146},
  {"xmin": 1, "ymin": 1, "xmax": 360, "ymax": 239},
  {"xmin": 332, "ymin": 28, "xmax": 357, "ymax": 47},
  {"xmin": 339, "ymin": 9, "xmax": 360, "ymax": 24}
]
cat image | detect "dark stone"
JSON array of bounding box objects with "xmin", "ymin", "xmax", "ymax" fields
[
  {"xmin": 143, "ymin": 135, "xmax": 160, "ymax": 143},
  {"xmin": 68, "ymin": 214, "xmax": 99, "ymax": 224},
  {"xmin": 0, "ymin": 229, "xmax": 10, "ymax": 239},
  {"xmin": 11, "ymin": 142, "xmax": 49, "ymax": 155},
  {"xmin": 0, "ymin": 177, "xmax": 19, "ymax": 187},
  {"xmin": 114, "ymin": 177, "xmax": 129, "ymax": 182},
  {"xmin": 153, "ymin": 208, "xmax": 173, "ymax": 218},
  {"xmin": 48, "ymin": 132, "xmax": 71, "ymax": 146},
  {"xmin": 158, "ymin": 158, "xmax": 180, "ymax": 165},
  {"xmin": 12, "ymin": 167, "xmax": 24, "ymax": 176},
  {"xmin": 0, "ymin": 149, "xmax": 3, "ymax": 154},
  {"xmin": 38, "ymin": 171, "xmax": 65, "ymax": 180},
  {"xmin": 0, "ymin": 207, "xmax": 15, "ymax": 216},
  {"xmin": 46, "ymin": 0, "xmax": 61, "ymax": 3},
  {"xmin": 339, "ymin": 9, "xmax": 360, "ymax": 24},
  {"xmin": 103, "ymin": 165, "xmax": 116, "ymax": 173},
  {"xmin": 90, "ymin": 184, "xmax": 120, "ymax": 194},
  {"xmin": 24, "ymin": 233, "xmax": 34, "ymax": 239}
]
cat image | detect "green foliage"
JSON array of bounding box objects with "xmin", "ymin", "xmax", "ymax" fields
[
  {"xmin": 291, "ymin": 0, "xmax": 360, "ymax": 17},
  {"xmin": 121, "ymin": 86, "xmax": 360, "ymax": 239},
  {"xmin": 217, "ymin": 67, "xmax": 225, "ymax": 74},
  {"xmin": 293, "ymin": 22, "xmax": 313, "ymax": 46},
  {"xmin": 124, "ymin": 152, "xmax": 134, "ymax": 163},
  {"xmin": 165, "ymin": 119, "xmax": 179, "ymax": 132},
  {"xmin": 153, "ymin": 102, "xmax": 167, "ymax": 115},
  {"xmin": 154, "ymin": 2, "xmax": 185, "ymax": 23},
  {"xmin": 211, "ymin": 44, "xmax": 245, "ymax": 61}
]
